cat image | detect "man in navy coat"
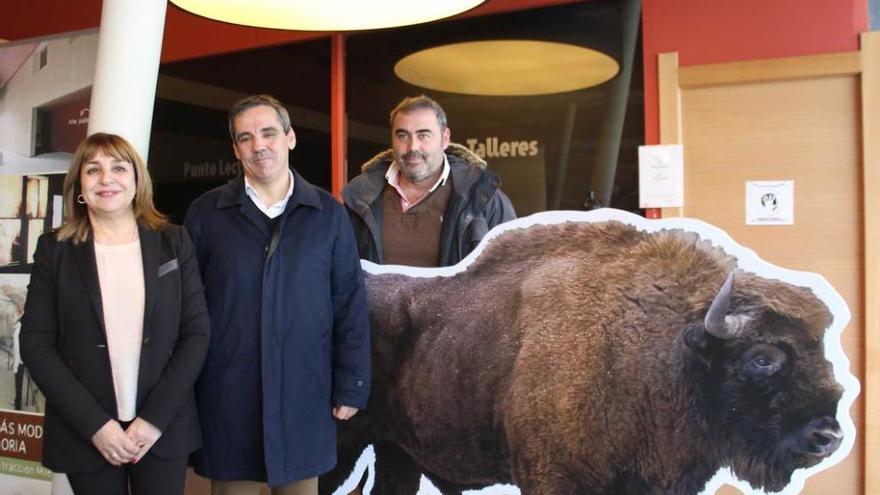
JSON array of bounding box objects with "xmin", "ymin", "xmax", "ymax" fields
[{"xmin": 185, "ymin": 94, "xmax": 371, "ymax": 495}]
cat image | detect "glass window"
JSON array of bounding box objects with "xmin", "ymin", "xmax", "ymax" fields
[
  {"xmin": 148, "ymin": 1, "xmax": 643, "ymax": 221},
  {"xmin": 152, "ymin": 38, "xmax": 331, "ymax": 223},
  {"xmin": 345, "ymin": 0, "xmax": 643, "ymax": 214}
]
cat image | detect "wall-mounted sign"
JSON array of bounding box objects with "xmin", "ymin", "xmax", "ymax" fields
[
  {"xmin": 183, "ymin": 159, "xmax": 239, "ymax": 181},
  {"xmin": 39, "ymin": 95, "xmax": 90, "ymax": 154},
  {"xmin": 65, "ymin": 108, "xmax": 89, "ymax": 127},
  {"xmin": 148, "ymin": 131, "xmax": 240, "ymax": 183},
  {"xmin": 465, "ymin": 137, "xmax": 539, "ymax": 159},
  {"xmin": 638, "ymin": 144, "xmax": 683, "ymax": 208},
  {"xmin": 746, "ymin": 180, "xmax": 794, "ymax": 225},
  {"xmin": 457, "ymin": 134, "xmax": 545, "ymax": 216}
]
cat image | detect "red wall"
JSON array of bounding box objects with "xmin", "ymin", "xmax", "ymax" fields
[
  {"xmin": 2, "ymin": 1, "xmax": 102, "ymax": 41},
  {"xmin": 642, "ymin": 0, "xmax": 868, "ymax": 145}
]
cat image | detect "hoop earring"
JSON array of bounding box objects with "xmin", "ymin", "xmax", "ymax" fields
[{"xmin": 76, "ymin": 194, "xmax": 86, "ymax": 205}]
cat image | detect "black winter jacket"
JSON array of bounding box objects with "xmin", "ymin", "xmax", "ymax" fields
[{"xmin": 342, "ymin": 143, "xmax": 516, "ymax": 266}]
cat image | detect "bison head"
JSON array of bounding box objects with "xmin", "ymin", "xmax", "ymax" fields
[{"xmin": 683, "ymin": 272, "xmax": 844, "ymax": 492}]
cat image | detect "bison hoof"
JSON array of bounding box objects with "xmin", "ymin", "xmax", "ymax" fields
[{"xmin": 795, "ymin": 416, "xmax": 843, "ymax": 458}]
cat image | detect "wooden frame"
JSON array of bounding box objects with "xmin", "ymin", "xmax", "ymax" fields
[
  {"xmin": 657, "ymin": 31, "xmax": 880, "ymax": 493},
  {"xmin": 861, "ymin": 30, "xmax": 880, "ymax": 495},
  {"xmin": 678, "ymin": 51, "xmax": 862, "ymax": 89}
]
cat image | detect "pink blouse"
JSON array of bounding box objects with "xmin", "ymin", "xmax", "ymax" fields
[{"xmin": 94, "ymin": 240, "xmax": 145, "ymax": 421}]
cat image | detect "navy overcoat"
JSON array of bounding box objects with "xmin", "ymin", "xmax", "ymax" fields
[{"xmin": 185, "ymin": 172, "xmax": 370, "ymax": 486}]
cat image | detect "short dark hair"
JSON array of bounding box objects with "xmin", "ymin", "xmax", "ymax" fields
[
  {"xmin": 228, "ymin": 94, "xmax": 291, "ymax": 140},
  {"xmin": 389, "ymin": 95, "xmax": 448, "ymax": 130}
]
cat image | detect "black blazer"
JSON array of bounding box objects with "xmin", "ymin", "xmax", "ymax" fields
[{"xmin": 20, "ymin": 224, "xmax": 210, "ymax": 473}]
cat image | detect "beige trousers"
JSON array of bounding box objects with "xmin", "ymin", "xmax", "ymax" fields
[{"xmin": 211, "ymin": 478, "xmax": 318, "ymax": 495}]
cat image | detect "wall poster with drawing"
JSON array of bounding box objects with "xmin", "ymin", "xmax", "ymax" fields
[
  {"xmin": 0, "ymin": 172, "xmax": 67, "ymax": 493},
  {"xmin": 0, "ymin": 28, "xmax": 96, "ymax": 493}
]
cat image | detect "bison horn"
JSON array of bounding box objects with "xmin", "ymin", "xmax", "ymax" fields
[{"xmin": 704, "ymin": 272, "xmax": 743, "ymax": 339}]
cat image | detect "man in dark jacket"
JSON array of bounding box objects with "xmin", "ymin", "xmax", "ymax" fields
[
  {"xmin": 338, "ymin": 95, "xmax": 514, "ymax": 493},
  {"xmin": 343, "ymin": 95, "xmax": 515, "ymax": 267},
  {"xmin": 185, "ymin": 95, "xmax": 370, "ymax": 495}
]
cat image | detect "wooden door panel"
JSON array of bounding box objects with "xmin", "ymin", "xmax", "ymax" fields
[{"xmin": 673, "ymin": 73, "xmax": 863, "ymax": 494}]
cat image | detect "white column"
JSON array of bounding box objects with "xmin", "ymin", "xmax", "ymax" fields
[{"xmin": 87, "ymin": 0, "xmax": 168, "ymax": 161}]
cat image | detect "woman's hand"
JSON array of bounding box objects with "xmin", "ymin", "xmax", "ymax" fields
[
  {"xmin": 125, "ymin": 417, "xmax": 162, "ymax": 463},
  {"xmin": 91, "ymin": 420, "xmax": 139, "ymax": 466}
]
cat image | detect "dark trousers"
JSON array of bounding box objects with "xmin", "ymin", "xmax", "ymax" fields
[{"xmin": 67, "ymin": 454, "xmax": 188, "ymax": 495}]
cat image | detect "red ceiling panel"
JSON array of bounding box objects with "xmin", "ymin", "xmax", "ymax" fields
[{"xmin": 2, "ymin": 0, "xmax": 584, "ymax": 63}]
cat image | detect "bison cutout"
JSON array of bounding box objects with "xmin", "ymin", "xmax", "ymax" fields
[{"xmin": 323, "ymin": 209, "xmax": 857, "ymax": 495}]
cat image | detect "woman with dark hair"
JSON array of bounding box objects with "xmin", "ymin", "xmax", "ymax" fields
[{"xmin": 20, "ymin": 132, "xmax": 209, "ymax": 495}]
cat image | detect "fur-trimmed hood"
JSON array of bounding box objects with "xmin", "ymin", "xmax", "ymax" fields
[{"xmin": 361, "ymin": 142, "xmax": 487, "ymax": 173}]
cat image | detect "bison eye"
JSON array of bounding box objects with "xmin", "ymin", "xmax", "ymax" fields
[
  {"xmin": 742, "ymin": 344, "xmax": 787, "ymax": 377},
  {"xmin": 751, "ymin": 357, "xmax": 776, "ymax": 372}
]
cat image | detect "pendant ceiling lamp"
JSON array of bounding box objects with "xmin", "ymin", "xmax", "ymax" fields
[
  {"xmin": 395, "ymin": 40, "xmax": 620, "ymax": 96},
  {"xmin": 169, "ymin": 0, "xmax": 486, "ymax": 31}
]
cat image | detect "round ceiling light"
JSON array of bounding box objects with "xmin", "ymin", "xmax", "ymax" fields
[
  {"xmin": 395, "ymin": 40, "xmax": 620, "ymax": 96},
  {"xmin": 169, "ymin": 0, "xmax": 486, "ymax": 31}
]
